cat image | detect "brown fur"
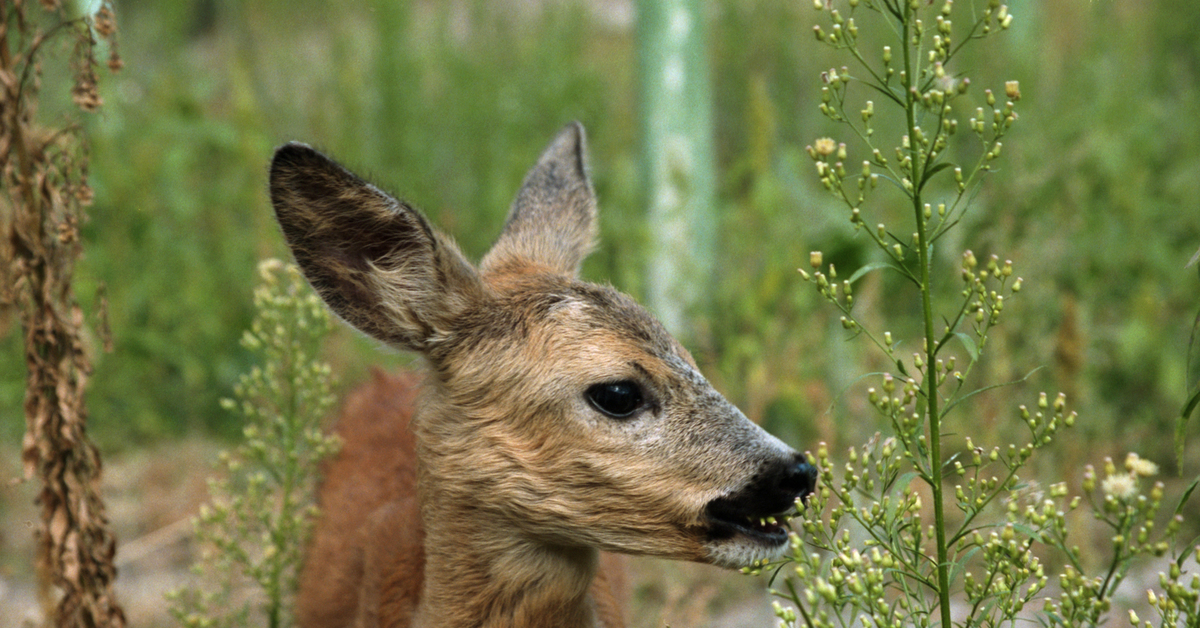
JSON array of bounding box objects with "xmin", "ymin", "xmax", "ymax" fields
[
  {"xmin": 271, "ymin": 123, "xmax": 815, "ymax": 628},
  {"xmin": 297, "ymin": 369, "xmax": 629, "ymax": 628}
]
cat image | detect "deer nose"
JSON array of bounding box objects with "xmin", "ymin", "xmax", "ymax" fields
[{"xmin": 778, "ymin": 453, "xmax": 818, "ymax": 502}]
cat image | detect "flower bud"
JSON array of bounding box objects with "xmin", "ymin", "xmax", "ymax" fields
[
  {"xmin": 1005, "ymin": 80, "xmax": 1021, "ymax": 101},
  {"xmin": 810, "ymin": 251, "xmax": 824, "ymax": 269}
]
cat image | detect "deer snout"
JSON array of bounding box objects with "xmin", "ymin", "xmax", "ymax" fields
[
  {"xmin": 779, "ymin": 453, "xmax": 818, "ymax": 504},
  {"xmin": 703, "ymin": 451, "xmax": 818, "ymax": 549},
  {"xmin": 743, "ymin": 452, "xmax": 818, "ymax": 516}
]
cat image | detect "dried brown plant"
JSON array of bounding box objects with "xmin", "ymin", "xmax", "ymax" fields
[{"xmin": 1, "ymin": 2, "xmax": 124, "ymax": 626}]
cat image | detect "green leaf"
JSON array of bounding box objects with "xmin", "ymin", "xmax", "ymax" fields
[
  {"xmin": 1174, "ymin": 477, "xmax": 1199, "ymax": 518},
  {"xmin": 1189, "ymin": 308, "xmax": 1200, "ymax": 398},
  {"xmin": 1178, "ymin": 304, "xmax": 1200, "ymax": 471},
  {"xmin": 893, "ymin": 471, "xmax": 921, "ymax": 496},
  {"xmin": 847, "ymin": 261, "xmax": 900, "ymax": 284},
  {"xmin": 925, "ymin": 161, "xmax": 954, "ymax": 178},
  {"xmin": 1177, "ymin": 387, "xmax": 1200, "ymax": 471},
  {"xmin": 1010, "ymin": 521, "xmax": 1043, "ymax": 541},
  {"xmin": 953, "ymin": 332, "xmax": 979, "ymax": 362},
  {"xmin": 943, "ymin": 367, "xmax": 1045, "ymax": 417}
]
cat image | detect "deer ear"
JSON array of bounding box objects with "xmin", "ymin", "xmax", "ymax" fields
[
  {"xmin": 269, "ymin": 143, "xmax": 484, "ymax": 351},
  {"xmin": 481, "ymin": 122, "xmax": 598, "ymax": 277}
]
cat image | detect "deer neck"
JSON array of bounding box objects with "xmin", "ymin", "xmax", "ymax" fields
[
  {"xmin": 413, "ymin": 399, "xmax": 602, "ymax": 628},
  {"xmin": 416, "ymin": 494, "xmax": 600, "ymax": 628}
]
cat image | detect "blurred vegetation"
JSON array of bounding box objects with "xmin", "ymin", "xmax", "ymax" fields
[{"xmin": 1, "ymin": 0, "xmax": 1197, "ymax": 493}]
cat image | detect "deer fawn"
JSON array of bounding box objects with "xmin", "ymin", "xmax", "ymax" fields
[{"xmin": 269, "ymin": 123, "xmax": 817, "ymax": 628}]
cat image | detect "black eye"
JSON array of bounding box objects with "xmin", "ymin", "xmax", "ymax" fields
[{"xmin": 586, "ymin": 381, "xmax": 644, "ymax": 419}]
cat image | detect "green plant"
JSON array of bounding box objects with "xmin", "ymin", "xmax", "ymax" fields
[
  {"xmin": 749, "ymin": 0, "xmax": 1200, "ymax": 626},
  {"xmin": 1179, "ymin": 247, "xmax": 1200, "ymax": 467},
  {"xmin": 168, "ymin": 260, "xmax": 340, "ymax": 628}
]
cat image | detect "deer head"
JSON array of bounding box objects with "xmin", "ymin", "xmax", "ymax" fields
[{"xmin": 269, "ymin": 122, "xmax": 816, "ymax": 587}]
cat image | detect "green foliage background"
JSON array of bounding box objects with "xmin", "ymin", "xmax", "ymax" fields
[{"xmin": 1, "ymin": 0, "xmax": 1196, "ymax": 483}]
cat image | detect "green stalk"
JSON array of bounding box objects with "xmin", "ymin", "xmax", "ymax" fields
[
  {"xmin": 900, "ymin": 5, "xmax": 953, "ymax": 626},
  {"xmin": 637, "ymin": 0, "xmax": 716, "ymax": 337}
]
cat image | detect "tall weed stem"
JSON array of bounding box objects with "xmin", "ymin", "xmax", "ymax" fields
[
  {"xmin": 899, "ymin": 5, "xmax": 953, "ymax": 623},
  {"xmin": 756, "ymin": 1, "xmax": 1200, "ymax": 627}
]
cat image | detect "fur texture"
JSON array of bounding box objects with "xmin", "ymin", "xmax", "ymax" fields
[{"xmin": 271, "ymin": 123, "xmax": 816, "ymax": 628}]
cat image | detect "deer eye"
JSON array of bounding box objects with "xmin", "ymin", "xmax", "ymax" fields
[{"xmin": 586, "ymin": 381, "xmax": 644, "ymax": 419}]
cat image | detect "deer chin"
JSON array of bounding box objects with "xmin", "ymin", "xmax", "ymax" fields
[{"xmin": 702, "ymin": 527, "xmax": 793, "ymax": 569}]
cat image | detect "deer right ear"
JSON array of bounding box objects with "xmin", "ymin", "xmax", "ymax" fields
[
  {"xmin": 269, "ymin": 143, "xmax": 484, "ymax": 351},
  {"xmin": 480, "ymin": 122, "xmax": 597, "ymax": 277}
]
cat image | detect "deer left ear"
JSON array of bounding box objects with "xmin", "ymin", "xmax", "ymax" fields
[
  {"xmin": 480, "ymin": 122, "xmax": 598, "ymax": 278},
  {"xmin": 269, "ymin": 142, "xmax": 485, "ymax": 352}
]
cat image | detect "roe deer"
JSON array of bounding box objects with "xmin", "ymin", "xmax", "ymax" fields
[{"xmin": 269, "ymin": 122, "xmax": 818, "ymax": 628}]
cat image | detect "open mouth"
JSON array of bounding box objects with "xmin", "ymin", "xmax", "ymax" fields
[
  {"xmin": 704, "ymin": 456, "xmax": 817, "ymax": 547},
  {"xmin": 705, "ymin": 501, "xmax": 796, "ymax": 546}
]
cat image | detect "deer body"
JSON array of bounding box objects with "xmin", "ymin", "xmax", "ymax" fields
[{"xmin": 269, "ymin": 123, "xmax": 816, "ymax": 628}]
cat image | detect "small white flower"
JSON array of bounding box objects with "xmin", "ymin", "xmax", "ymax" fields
[
  {"xmin": 1124, "ymin": 452, "xmax": 1159, "ymax": 477},
  {"xmin": 1101, "ymin": 473, "xmax": 1137, "ymax": 500}
]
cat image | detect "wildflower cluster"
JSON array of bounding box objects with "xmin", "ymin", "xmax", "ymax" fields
[
  {"xmin": 805, "ymin": 0, "xmax": 1018, "ymax": 249},
  {"xmin": 765, "ymin": 1, "xmax": 1200, "ymax": 623},
  {"xmin": 1138, "ymin": 545, "xmax": 1200, "ymax": 628},
  {"xmin": 168, "ymin": 260, "xmax": 340, "ymax": 628},
  {"xmin": 1034, "ymin": 454, "xmax": 1174, "ymax": 625},
  {"xmin": 768, "ymin": 390, "xmax": 1074, "ymax": 627},
  {"xmin": 754, "ymin": 0, "xmax": 1196, "ymax": 625}
]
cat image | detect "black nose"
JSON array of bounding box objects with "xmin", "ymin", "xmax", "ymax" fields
[{"xmin": 778, "ymin": 453, "xmax": 818, "ymax": 502}]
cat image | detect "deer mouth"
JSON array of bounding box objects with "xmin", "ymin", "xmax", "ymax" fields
[
  {"xmin": 703, "ymin": 456, "xmax": 817, "ymax": 547},
  {"xmin": 704, "ymin": 500, "xmax": 796, "ymax": 546}
]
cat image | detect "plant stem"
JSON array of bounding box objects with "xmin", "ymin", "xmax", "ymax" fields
[{"xmin": 900, "ymin": 5, "xmax": 953, "ymax": 626}]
